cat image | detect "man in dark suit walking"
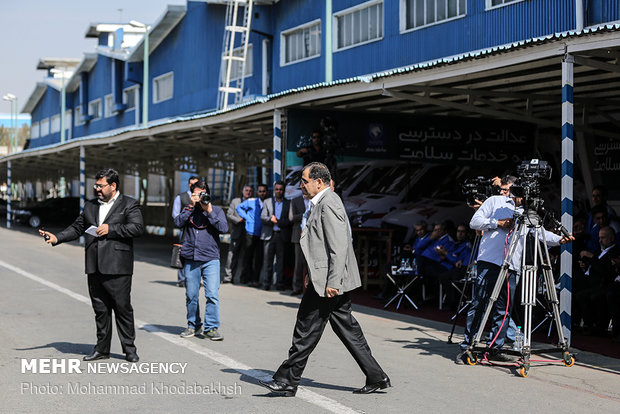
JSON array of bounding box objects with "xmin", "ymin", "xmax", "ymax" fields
[
  {"xmin": 259, "ymin": 162, "xmax": 390, "ymax": 397},
  {"xmin": 40, "ymin": 168, "xmax": 144, "ymax": 363}
]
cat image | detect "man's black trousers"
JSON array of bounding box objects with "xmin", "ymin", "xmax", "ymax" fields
[
  {"xmin": 261, "ymin": 231, "xmax": 286, "ymax": 289},
  {"xmin": 87, "ymin": 272, "xmax": 137, "ymax": 355},
  {"xmin": 273, "ymin": 284, "xmax": 385, "ymax": 387}
]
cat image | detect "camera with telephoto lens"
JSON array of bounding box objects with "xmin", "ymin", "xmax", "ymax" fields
[
  {"xmin": 199, "ymin": 191, "xmax": 211, "ymax": 204},
  {"xmin": 461, "ymin": 176, "xmax": 495, "ymax": 205}
]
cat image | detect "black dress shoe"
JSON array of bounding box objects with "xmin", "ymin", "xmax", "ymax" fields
[
  {"xmin": 83, "ymin": 351, "xmax": 110, "ymax": 361},
  {"xmin": 258, "ymin": 379, "xmax": 297, "ymax": 397},
  {"xmin": 125, "ymin": 352, "xmax": 140, "ymax": 363},
  {"xmin": 353, "ymin": 376, "xmax": 391, "ymax": 394}
]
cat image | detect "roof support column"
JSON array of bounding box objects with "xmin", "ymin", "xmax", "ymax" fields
[
  {"xmin": 60, "ymin": 73, "xmax": 66, "ymax": 143},
  {"xmin": 6, "ymin": 160, "xmax": 11, "ymax": 229},
  {"xmin": 325, "ymin": 0, "xmax": 333, "ymax": 83},
  {"xmin": 273, "ymin": 109, "xmax": 282, "ymax": 183},
  {"xmin": 560, "ymin": 54, "xmax": 574, "ymax": 346},
  {"xmin": 79, "ymin": 145, "xmax": 86, "ymax": 245},
  {"xmin": 575, "ymin": 0, "xmax": 584, "ymax": 31}
]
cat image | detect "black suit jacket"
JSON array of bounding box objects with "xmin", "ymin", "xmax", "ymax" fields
[
  {"xmin": 588, "ymin": 245, "xmax": 620, "ymax": 286},
  {"xmin": 55, "ymin": 194, "xmax": 144, "ymax": 275},
  {"xmin": 289, "ymin": 195, "xmax": 306, "ymax": 243}
]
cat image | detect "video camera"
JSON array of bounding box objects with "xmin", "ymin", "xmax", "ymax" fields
[
  {"xmin": 461, "ymin": 176, "xmax": 496, "ymax": 205},
  {"xmin": 510, "ymin": 159, "xmax": 552, "ymax": 210}
]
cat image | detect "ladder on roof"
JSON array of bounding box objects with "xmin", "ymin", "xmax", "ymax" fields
[{"xmin": 217, "ymin": 0, "xmax": 254, "ymax": 111}]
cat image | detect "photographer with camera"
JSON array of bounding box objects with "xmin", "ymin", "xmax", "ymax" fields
[
  {"xmin": 174, "ymin": 180, "xmax": 228, "ymax": 341},
  {"xmin": 456, "ymin": 173, "xmax": 573, "ymax": 363}
]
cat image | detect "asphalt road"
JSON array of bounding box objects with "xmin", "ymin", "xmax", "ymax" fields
[{"xmin": 2, "ymin": 227, "xmax": 620, "ymax": 413}]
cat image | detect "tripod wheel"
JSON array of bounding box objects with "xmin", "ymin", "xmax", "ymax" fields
[
  {"xmin": 563, "ymin": 356, "xmax": 575, "ymax": 367},
  {"xmin": 466, "ymin": 355, "xmax": 477, "ymax": 366},
  {"xmin": 519, "ymin": 366, "xmax": 529, "ymax": 378}
]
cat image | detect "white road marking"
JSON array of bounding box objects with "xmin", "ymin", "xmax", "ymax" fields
[{"xmin": 0, "ymin": 259, "xmax": 361, "ymax": 414}]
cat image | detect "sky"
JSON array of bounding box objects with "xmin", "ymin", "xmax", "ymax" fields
[
  {"xmin": 0, "ymin": 115, "xmax": 30, "ymax": 128},
  {"xmin": 0, "ymin": 0, "xmax": 186, "ymax": 116}
]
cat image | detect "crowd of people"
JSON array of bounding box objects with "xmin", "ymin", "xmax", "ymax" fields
[{"xmin": 170, "ymin": 171, "xmax": 619, "ymax": 353}]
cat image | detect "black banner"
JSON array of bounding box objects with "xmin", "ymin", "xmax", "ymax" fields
[{"xmin": 287, "ymin": 109, "xmax": 535, "ymax": 166}]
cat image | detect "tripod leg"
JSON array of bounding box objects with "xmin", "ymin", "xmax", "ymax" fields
[
  {"xmin": 448, "ymin": 270, "xmax": 473, "ymax": 343},
  {"xmin": 538, "ymin": 237, "xmax": 570, "ymax": 350},
  {"xmin": 521, "ymin": 264, "xmax": 537, "ymax": 354},
  {"xmin": 449, "ymin": 234, "xmax": 482, "ymax": 343},
  {"xmin": 470, "ymin": 265, "xmax": 510, "ymax": 348}
]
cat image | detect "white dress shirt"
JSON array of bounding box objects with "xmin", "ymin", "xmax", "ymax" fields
[{"xmin": 98, "ymin": 191, "xmax": 120, "ymax": 225}]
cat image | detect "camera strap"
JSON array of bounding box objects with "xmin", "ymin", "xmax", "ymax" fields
[{"xmin": 178, "ymin": 226, "xmax": 187, "ymax": 244}]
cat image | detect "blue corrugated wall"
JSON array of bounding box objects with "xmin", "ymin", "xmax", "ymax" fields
[{"xmin": 27, "ymin": 0, "xmax": 620, "ymax": 149}]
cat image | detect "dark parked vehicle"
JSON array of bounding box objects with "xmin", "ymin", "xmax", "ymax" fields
[{"xmin": 12, "ymin": 197, "xmax": 80, "ymax": 228}]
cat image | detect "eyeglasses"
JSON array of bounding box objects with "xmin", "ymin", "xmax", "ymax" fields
[
  {"xmin": 93, "ymin": 183, "xmax": 111, "ymax": 190},
  {"xmin": 499, "ymin": 186, "xmax": 510, "ymax": 194}
]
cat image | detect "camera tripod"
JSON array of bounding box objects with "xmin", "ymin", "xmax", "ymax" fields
[
  {"xmin": 447, "ymin": 233, "xmax": 481, "ymax": 344},
  {"xmin": 463, "ymin": 210, "xmax": 574, "ymax": 377}
]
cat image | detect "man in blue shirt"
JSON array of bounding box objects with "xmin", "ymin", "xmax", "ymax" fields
[
  {"xmin": 174, "ymin": 180, "xmax": 228, "ymax": 341},
  {"xmin": 417, "ymin": 221, "xmax": 455, "ymax": 297},
  {"xmin": 236, "ymin": 184, "xmax": 268, "ymax": 287},
  {"xmin": 437, "ymin": 224, "xmax": 473, "ymax": 310}
]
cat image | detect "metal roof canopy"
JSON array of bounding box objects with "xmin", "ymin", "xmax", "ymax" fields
[{"xmin": 3, "ymin": 27, "xmax": 620, "ymax": 186}]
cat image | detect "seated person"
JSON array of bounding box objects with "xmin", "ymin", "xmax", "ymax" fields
[
  {"xmin": 586, "ymin": 185, "xmax": 618, "ymax": 232},
  {"xmin": 416, "ymin": 221, "xmax": 455, "ymax": 297},
  {"xmin": 437, "ymin": 224, "xmax": 473, "ymax": 309},
  {"xmin": 412, "ymin": 220, "xmax": 429, "ymax": 260},
  {"xmin": 586, "ymin": 205, "xmax": 620, "ymax": 253},
  {"xmin": 575, "ymin": 226, "xmax": 620, "ymax": 335}
]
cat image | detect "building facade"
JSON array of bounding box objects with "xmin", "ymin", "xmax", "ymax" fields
[{"xmin": 23, "ymin": 0, "xmax": 620, "ymax": 150}]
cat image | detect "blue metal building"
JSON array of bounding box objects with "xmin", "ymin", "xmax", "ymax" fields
[{"xmin": 22, "ymin": 0, "xmax": 620, "ymax": 150}]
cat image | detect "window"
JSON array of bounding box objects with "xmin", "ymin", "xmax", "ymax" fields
[
  {"xmin": 229, "ymin": 44, "xmax": 253, "ymax": 80},
  {"xmin": 281, "ymin": 20, "xmax": 321, "ymax": 65},
  {"xmin": 89, "ymin": 99, "xmax": 102, "ymax": 121},
  {"xmin": 153, "ymin": 72, "xmax": 174, "ymax": 103},
  {"xmin": 31, "ymin": 122, "xmax": 39, "ymax": 139},
  {"xmin": 402, "ymin": 0, "xmax": 466, "ymax": 31},
  {"xmin": 335, "ymin": 0, "xmax": 383, "ymax": 51},
  {"xmin": 486, "ymin": 0, "xmax": 523, "ymax": 8},
  {"xmin": 40, "ymin": 118, "xmax": 50, "ymax": 136},
  {"xmin": 50, "ymin": 114, "xmax": 60, "ymax": 133},
  {"xmin": 75, "ymin": 106, "xmax": 83, "ymax": 126},
  {"xmin": 104, "ymin": 94, "xmax": 114, "ymax": 117},
  {"xmin": 65, "ymin": 110, "xmax": 72, "ymax": 129},
  {"xmin": 123, "ymin": 86, "xmax": 138, "ymax": 110}
]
